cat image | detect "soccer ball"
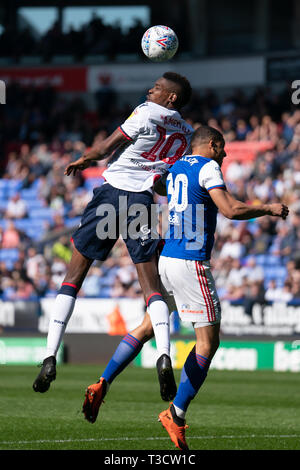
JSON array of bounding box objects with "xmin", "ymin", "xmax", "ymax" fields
[{"xmin": 141, "ymin": 25, "xmax": 179, "ymax": 62}]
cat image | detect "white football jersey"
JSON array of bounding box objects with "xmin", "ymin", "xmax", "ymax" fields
[{"xmin": 103, "ymin": 101, "xmax": 194, "ymax": 192}]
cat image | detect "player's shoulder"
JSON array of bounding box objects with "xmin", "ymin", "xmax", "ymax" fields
[
  {"xmin": 198, "ymin": 158, "xmax": 225, "ymax": 187},
  {"xmin": 199, "ymin": 158, "xmax": 222, "ymax": 174},
  {"xmin": 127, "ymin": 102, "xmax": 149, "ymax": 118},
  {"xmin": 135, "ymin": 102, "xmax": 149, "ymax": 111}
]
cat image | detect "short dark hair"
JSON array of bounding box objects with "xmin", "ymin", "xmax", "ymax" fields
[
  {"xmin": 191, "ymin": 125, "xmax": 224, "ymax": 146},
  {"xmin": 163, "ymin": 71, "xmax": 192, "ymax": 109}
]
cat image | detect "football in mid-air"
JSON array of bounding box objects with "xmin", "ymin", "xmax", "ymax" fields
[{"xmin": 141, "ymin": 25, "xmax": 179, "ymax": 62}]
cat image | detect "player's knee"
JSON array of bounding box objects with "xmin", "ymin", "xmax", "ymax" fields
[
  {"xmin": 141, "ymin": 325, "xmax": 154, "ymax": 342},
  {"xmin": 197, "ymin": 337, "xmax": 220, "ymax": 360},
  {"xmin": 63, "ymin": 272, "xmax": 82, "ymax": 287},
  {"xmin": 140, "ymin": 318, "xmax": 154, "ymax": 342},
  {"xmin": 63, "ymin": 264, "xmax": 89, "ymax": 287},
  {"xmin": 211, "ymin": 336, "xmax": 220, "ymax": 356}
]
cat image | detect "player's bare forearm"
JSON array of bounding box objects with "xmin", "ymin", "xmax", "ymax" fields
[
  {"xmin": 64, "ymin": 128, "xmax": 128, "ymax": 176},
  {"xmin": 83, "ymin": 128, "xmax": 128, "ymax": 162},
  {"xmin": 227, "ymin": 201, "xmax": 289, "ymax": 220},
  {"xmin": 209, "ymin": 188, "xmax": 289, "ymax": 220}
]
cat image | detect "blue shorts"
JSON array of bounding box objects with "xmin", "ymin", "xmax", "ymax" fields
[{"xmin": 72, "ymin": 183, "xmax": 161, "ymax": 264}]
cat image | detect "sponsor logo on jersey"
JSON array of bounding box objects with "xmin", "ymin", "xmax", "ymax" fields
[{"xmin": 181, "ymin": 307, "xmax": 205, "ymax": 314}]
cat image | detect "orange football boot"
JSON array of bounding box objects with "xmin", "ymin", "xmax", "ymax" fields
[
  {"xmin": 82, "ymin": 377, "xmax": 107, "ymax": 423},
  {"xmin": 158, "ymin": 403, "xmax": 189, "ymax": 450}
]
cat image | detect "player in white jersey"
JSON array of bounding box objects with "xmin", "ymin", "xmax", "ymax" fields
[
  {"xmin": 33, "ymin": 72, "xmax": 194, "ymax": 419},
  {"xmin": 104, "ymin": 100, "xmax": 193, "ymax": 192},
  {"xmin": 156, "ymin": 125, "xmax": 289, "ymax": 450}
]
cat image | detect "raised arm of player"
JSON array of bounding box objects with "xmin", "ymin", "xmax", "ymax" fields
[
  {"xmin": 209, "ymin": 187, "xmax": 289, "ymax": 220},
  {"xmin": 64, "ymin": 128, "xmax": 129, "ymax": 176}
]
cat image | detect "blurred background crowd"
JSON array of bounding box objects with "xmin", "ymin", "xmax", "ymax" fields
[
  {"xmin": 1, "ymin": 80, "xmax": 300, "ymax": 314},
  {"xmin": 0, "ymin": 16, "xmax": 170, "ymax": 63}
]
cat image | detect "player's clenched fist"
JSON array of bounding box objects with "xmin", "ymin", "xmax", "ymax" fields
[{"xmin": 268, "ymin": 203, "xmax": 289, "ymax": 219}]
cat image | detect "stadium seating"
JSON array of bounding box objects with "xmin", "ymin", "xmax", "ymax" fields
[{"xmin": 0, "ymin": 248, "xmax": 20, "ymax": 269}]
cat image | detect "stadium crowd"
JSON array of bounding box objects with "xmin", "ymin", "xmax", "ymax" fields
[
  {"xmin": 1, "ymin": 81, "xmax": 300, "ymax": 312},
  {"xmin": 0, "ymin": 16, "xmax": 179, "ymax": 62}
]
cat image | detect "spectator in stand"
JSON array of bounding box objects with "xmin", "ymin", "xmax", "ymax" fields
[
  {"xmin": 1, "ymin": 221, "xmax": 21, "ymax": 249},
  {"xmin": 219, "ymin": 229, "xmax": 245, "ymax": 260},
  {"xmin": 44, "ymin": 278, "xmax": 60, "ymax": 298},
  {"xmin": 265, "ymin": 279, "xmax": 293, "ymax": 303},
  {"xmin": 81, "ymin": 266, "xmax": 103, "ymax": 297},
  {"xmin": 291, "ymin": 279, "xmax": 300, "ymax": 300},
  {"xmin": 50, "ymin": 257, "xmax": 67, "ymax": 289},
  {"xmin": 226, "ymin": 258, "xmax": 245, "ymax": 289},
  {"xmin": 243, "ymin": 280, "xmax": 265, "ymax": 319},
  {"xmin": 225, "ymin": 161, "xmax": 246, "ymax": 184},
  {"xmin": 250, "ymin": 225, "xmax": 272, "ymax": 255},
  {"xmin": 211, "ymin": 252, "xmax": 232, "ymax": 299},
  {"xmin": 52, "ymin": 236, "xmax": 72, "ymax": 264},
  {"xmin": 25, "ymin": 247, "xmax": 47, "ymax": 280},
  {"xmin": 5, "ymin": 193, "xmax": 27, "ymax": 219},
  {"xmin": 13, "ymin": 278, "xmax": 36, "ymax": 300},
  {"xmin": 240, "ymin": 256, "xmax": 264, "ymax": 283},
  {"xmin": 220, "ymin": 117, "xmax": 236, "ymax": 142},
  {"xmin": 236, "ymin": 119, "xmax": 250, "ymax": 141},
  {"xmin": 270, "ymin": 222, "xmax": 295, "ymax": 259}
]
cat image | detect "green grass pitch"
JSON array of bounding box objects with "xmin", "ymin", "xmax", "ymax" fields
[{"xmin": 0, "ymin": 364, "xmax": 300, "ymax": 451}]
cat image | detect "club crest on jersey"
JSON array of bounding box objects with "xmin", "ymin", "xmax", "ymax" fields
[
  {"xmin": 168, "ymin": 213, "xmax": 180, "ymax": 225},
  {"xmin": 140, "ymin": 224, "xmax": 151, "ymax": 239}
]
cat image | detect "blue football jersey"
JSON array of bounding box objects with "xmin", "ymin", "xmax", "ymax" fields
[{"xmin": 161, "ymin": 155, "xmax": 226, "ymax": 261}]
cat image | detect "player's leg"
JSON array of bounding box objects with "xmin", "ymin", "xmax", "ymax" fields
[
  {"xmin": 135, "ymin": 256, "xmax": 177, "ymax": 401},
  {"xmin": 100, "ymin": 311, "xmax": 154, "ymax": 384},
  {"xmin": 158, "ymin": 257, "xmax": 221, "ymax": 450},
  {"xmin": 122, "ymin": 190, "xmax": 176, "ymax": 401},
  {"xmin": 82, "ymin": 280, "xmax": 178, "ymax": 423},
  {"xmin": 44, "ymin": 247, "xmax": 93, "ymax": 359},
  {"xmin": 33, "ymin": 183, "xmax": 116, "ymax": 393},
  {"xmin": 172, "ymin": 322, "xmax": 220, "ymax": 420},
  {"xmin": 159, "ymin": 322, "xmax": 220, "ymax": 450},
  {"xmin": 82, "ymin": 312, "xmax": 154, "ymax": 423},
  {"xmin": 135, "ymin": 257, "xmax": 170, "ymax": 357},
  {"xmin": 33, "ymin": 247, "xmax": 93, "ymax": 393}
]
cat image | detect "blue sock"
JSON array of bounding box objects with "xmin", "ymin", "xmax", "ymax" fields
[
  {"xmin": 173, "ymin": 347, "xmax": 211, "ymax": 412},
  {"xmin": 102, "ymin": 334, "xmax": 143, "ymax": 384}
]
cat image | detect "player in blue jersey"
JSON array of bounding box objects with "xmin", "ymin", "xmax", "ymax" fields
[{"xmin": 157, "ymin": 125, "xmax": 289, "ymax": 450}]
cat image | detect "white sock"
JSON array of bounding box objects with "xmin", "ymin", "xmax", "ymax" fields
[
  {"xmin": 45, "ymin": 294, "xmax": 76, "ymax": 358},
  {"xmin": 173, "ymin": 404, "xmax": 186, "ymax": 420},
  {"xmin": 147, "ymin": 299, "xmax": 170, "ymax": 357}
]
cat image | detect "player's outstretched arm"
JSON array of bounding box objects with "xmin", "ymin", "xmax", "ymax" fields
[
  {"xmin": 209, "ymin": 187, "xmax": 289, "ymax": 220},
  {"xmin": 64, "ymin": 128, "xmax": 129, "ymax": 176}
]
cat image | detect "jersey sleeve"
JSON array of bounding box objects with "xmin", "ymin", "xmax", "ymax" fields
[
  {"xmin": 118, "ymin": 103, "xmax": 149, "ymax": 141},
  {"xmin": 199, "ymin": 160, "xmax": 226, "ymax": 192}
]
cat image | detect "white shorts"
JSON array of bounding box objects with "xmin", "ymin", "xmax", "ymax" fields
[{"xmin": 159, "ymin": 256, "xmax": 221, "ymax": 327}]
